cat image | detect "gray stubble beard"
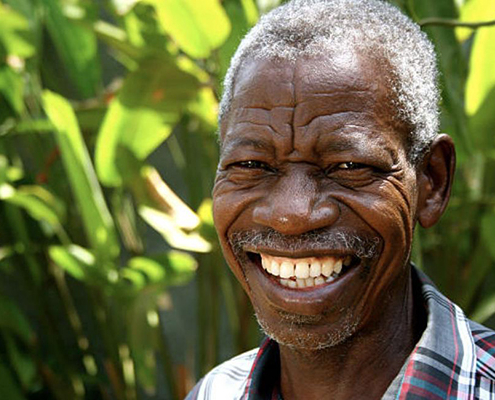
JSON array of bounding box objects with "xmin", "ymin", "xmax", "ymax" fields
[{"xmin": 253, "ymin": 304, "xmax": 360, "ymax": 351}]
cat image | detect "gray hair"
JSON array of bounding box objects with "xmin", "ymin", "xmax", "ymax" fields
[{"xmin": 219, "ymin": 0, "xmax": 440, "ymax": 164}]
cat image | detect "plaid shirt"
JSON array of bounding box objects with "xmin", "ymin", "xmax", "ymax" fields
[{"xmin": 186, "ymin": 269, "xmax": 495, "ymax": 399}]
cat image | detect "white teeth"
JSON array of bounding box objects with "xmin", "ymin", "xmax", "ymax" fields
[
  {"xmin": 280, "ymin": 261, "xmax": 294, "ymax": 278},
  {"xmin": 309, "ymin": 261, "xmax": 321, "ymax": 277},
  {"xmin": 314, "ymin": 276, "xmax": 325, "ymax": 286},
  {"xmin": 321, "ymin": 259, "xmax": 334, "ymax": 277},
  {"xmin": 271, "ymin": 260, "xmax": 280, "ymax": 276},
  {"xmin": 295, "ymin": 261, "xmax": 310, "ymax": 279},
  {"xmin": 260, "ymin": 254, "xmax": 355, "ymax": 289}
]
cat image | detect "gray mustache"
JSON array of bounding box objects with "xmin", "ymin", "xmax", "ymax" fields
[{"xmin": 229, "ymin": 229, "xmax": 381, "ymax": 259}]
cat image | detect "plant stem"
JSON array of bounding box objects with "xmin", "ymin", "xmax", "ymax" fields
[{"xmin": 419, "ymin": 18, "xmax": 495, "ymax": 28}]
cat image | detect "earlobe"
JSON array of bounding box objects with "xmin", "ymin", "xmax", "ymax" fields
[{"xmin": 417, "ymin": 134, "xmax": 456, "ymax": 228}]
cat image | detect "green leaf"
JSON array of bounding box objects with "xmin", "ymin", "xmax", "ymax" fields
[
  {"xmin": 127, "ymin": 250, "xmax": 197, "ymax": 286},
  {"xmin": 241, "ymin": 0, "xmax": 259, "ymax": 26},
  {"xmin": 42, "ymin": 0, "xmax": 101, "ymax": 98},
  {"xmin": 0, "ymin": 5, "xmax": 35, "ymax": 59},
  {"xmin": 42, "ymin": 90, "xmax": 120, "ymax": 260},
  {"xmin": 456, "ymin": 0, "xmax": 495, "ymax": 42},
  {"xmin": 139, "ymin": 206, "xmax": 211, "ymax": 253},
  {"xmin": 0, "ymin": 66, "xmax": 25, "ymax": 115},
  {"xmin": 144, "ymin": 0, "xmax": 231, "ymax": 58},
  {"xmin": 95, "ymin": 56, "xmax": 201, "ymax": 186},
  {"xmin": 0, "ymin": 295, "xmax": 33, "ymax": 344},
  {"xmin": 0, "ymin": 362, "xmax": 27, "ymax": 400},
  {"xmin": 49, "ymin": 245, "xmax": 95, "ymax": 281},
  {"xmin": 0, "ymin": 184, "xmax": 60, "ymax": 228},
  {"xmin": 465, "ymin": 25, "xmax": 495, "ymax": 116}
]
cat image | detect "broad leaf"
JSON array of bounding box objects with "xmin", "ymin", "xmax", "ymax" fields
[
  {"xmin": 42, "ymin": 0, "xmax": 101, "ymax": 98},
  {"xmin": 0, "ymin": 5, "xmax": 35, "ymax": 59},
  {"xmin": 144, "ymin": 0, "xmax": 231, "ymax": 58},
  {"xmin": 42, "ymin": 91, "xmax": 119, "ymax": 261},
  {"xmin": 95, "ymin": 56, "xmax": 200, "ymax": 186},
  {"xmin": 465, "ymin": 24, "xmax": 495, "ymax": 116},
  {"xmin": 456, "ymin": 0, "xmax": 495, "ymax": 42}
]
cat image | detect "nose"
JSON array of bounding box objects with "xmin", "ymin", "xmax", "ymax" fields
[{"xmin": 252, "ymin": 168, "xmax": 339, "ymax": 235}]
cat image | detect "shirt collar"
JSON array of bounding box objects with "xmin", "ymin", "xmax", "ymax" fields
[{"xmin": 244, "ymin": 267, "xmax": 477, "ymax": 400}]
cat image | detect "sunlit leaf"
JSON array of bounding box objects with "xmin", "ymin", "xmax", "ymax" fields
[
  {"xmin": 0, "ymin": 184, "xmax": 61, "ymax": 228},
  {"xmin": 95, "ymin": 56, "xmax": 200, "ymax": 186},
  {"xmin": 128, "ymin": 257, "xmax": 165, "ymax": 282},
  {"xmin": 188, "ymin": 88, "xmax": 218, "ymax": 127},
  {"xmin": 127, "ymin": 251, "xmax": 197, "ymax": 286},
  {"xmin": 456, "ymin": 0, "xmax": 495, "ymax": 42},
  {"xmin": 112, "ymin": 0, "xmax": 139, "ymax": 15},
  {"xmin": 49, "ymin": 245, "xmax": 96, "ymax": 281},
  {"xmin": 142, "ymin": 166, "xmax": 200, "ymax": 230},
  {"xmin": 0, "ymin": 295, "xmax": 33, "ymax": 344},
  {"xmin": 143, "ymin": 0, "xmax": 231, "ymax": 58},
  {"xmin": 139, "ymin": 206, "xmax": 211, "ymax": 253},
  {"xmin": 465, "ymin": 25, "xmax": 495, "ymax": 116},
  {"xmin": 42, "ymin": 90, "xmax": 120, "ymax": 260},
  {"xmin": 241, "ymin": 0, "xmax": 259, "ymax": 26},
  {"xmin": 42, "ymin": 0, "xmax": 101, "ymax": 98},
  {"xmin": 0, "ymin": 5, "xmax": 35, "ymax": 59}
]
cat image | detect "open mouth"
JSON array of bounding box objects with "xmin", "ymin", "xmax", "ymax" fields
[{"xmin": 248, "ymin": 252, "xmax": 360, "ymax": 289}]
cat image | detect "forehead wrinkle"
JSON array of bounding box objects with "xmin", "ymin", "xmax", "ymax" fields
[{"xmin": 221, "ymin": 135, "xmax": 275, "ymax": 156}]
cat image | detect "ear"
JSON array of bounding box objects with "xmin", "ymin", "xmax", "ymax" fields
[{"xmin": 416, "ymin": 134, "xmax": 456, "ymax": 228}]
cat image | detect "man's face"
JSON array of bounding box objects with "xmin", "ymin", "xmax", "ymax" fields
[{"xmin": 213, "ymin": 52, "xmax": 421, "ymax": 349}]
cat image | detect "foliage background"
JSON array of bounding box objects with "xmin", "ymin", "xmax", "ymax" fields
[{"xmin": 0, "ymin": 0, "xmax": 494, "ymax": 399}]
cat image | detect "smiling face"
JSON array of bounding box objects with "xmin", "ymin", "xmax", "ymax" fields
[{"xmin": 213, "ymin": 52, "xmax": 422, "ymax": 349}]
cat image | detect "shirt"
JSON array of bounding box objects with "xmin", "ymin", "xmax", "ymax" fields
[{"xmin": 186, "ymin": 269, "xmax": 495, "ymax": 399}]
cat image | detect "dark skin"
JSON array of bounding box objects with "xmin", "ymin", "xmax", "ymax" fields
[{"xmin": 213, "ymin": 50, "xmax": 455, "ymax": 399}]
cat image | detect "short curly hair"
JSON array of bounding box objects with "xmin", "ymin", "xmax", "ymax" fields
[{"xmin": 219, "ymin": 0, "xmax": 440, "ymax": 163}]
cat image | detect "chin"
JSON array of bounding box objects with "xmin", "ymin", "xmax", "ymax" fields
[{"xmin": 253, "ymin": 302, "xmax": 361, "ymax": 351}]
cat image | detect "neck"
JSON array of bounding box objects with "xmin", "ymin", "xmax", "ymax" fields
[{"xmin": 278, "ymin": 267, "xmax": 425, "ymax": 400}]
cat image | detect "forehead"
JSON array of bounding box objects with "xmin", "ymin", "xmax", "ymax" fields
[{"xmin": 221, "ymin": 52, "xmax": 408, "ymax": 162}]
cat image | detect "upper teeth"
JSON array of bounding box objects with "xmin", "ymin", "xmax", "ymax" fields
[{"xmin": 260, "ymin": 254, "xmax": 352, "ymax": 288}]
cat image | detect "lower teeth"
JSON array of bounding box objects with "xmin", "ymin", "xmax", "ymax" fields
[{"xmin": 279, "ymin": 273, "xmax": 339, "ymax": 288}]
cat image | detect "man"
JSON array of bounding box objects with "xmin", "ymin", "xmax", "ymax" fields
[{"xmin": 187, "ymin": 0, "xmax": 495, "ymax": 398}]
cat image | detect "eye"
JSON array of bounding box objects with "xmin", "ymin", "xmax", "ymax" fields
[
  {"xmin": 232, "ymin": 160, "xmax": 275, "ymax": 172},
  {"xmin": 336, "ymin": 162, "xmax": 367, "ymax": 170}
]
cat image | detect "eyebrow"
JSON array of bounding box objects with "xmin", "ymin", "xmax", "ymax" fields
[{"xmin": 221, "ymin": 136, "xmax": 275, "ymax": 154}]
